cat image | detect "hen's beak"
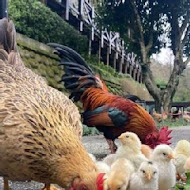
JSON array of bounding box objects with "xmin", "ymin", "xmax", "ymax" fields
[
  {"xmin": 167, "ymin": 153, "xmax": 174, "ymax": 160},
  {"xmin": 146, "ymin": 172, "xmax": 152, "ymax": 180}
]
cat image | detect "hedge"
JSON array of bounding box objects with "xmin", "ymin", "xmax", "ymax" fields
[{"xmin": 9, "ymin": 0, "xmax": 88, "ymax": 53}]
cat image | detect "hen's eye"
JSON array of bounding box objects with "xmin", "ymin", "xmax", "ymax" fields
[{"xmin": 117, "ymin": 187, "xmax": 121, "ymax": 190}]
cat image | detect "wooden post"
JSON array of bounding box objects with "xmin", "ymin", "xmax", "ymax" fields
[
  {"xmin": 88, "ymin": 33, "xmax": 92, "ymax": 56},
  {"xmin": 161, "ymin": 106, "xmax": 164, "ymax": 127},
  {"xmin": 98, "ymin": 40, "xmax": 101, "ymax": 63},
  {"xmin": 91, "ymin": 6, "xmax": 95, "ymax": 41},
  {"xmin": 137, "ymin": 69, "xmax": 140, "ymax": 82},
  {"xmin": 79, "ymin": 0, "xmax": 84, "ymax": 31},
  {"xmin": 182, "ymin": 107, "xmax": 184, "ymax": 126},
  {"xmin": 119, "ymin": 56, "xmax": 123, "ymax": 73},
  {"xmin": 113, "ymin": 52, "xmax": 117, "ymax": 70},
  {"xmin": 133, "ymin": 67, "xmax": 137, "ymax": 80},
  {"xmin": 101, "ymin": 31, "xmax": 104, "ymax": 48},
  {"xmin": 124, "ymin": 62, "xmax": 128, "ymax": 74},
  {"xmin": 107, "ymin": 47, "xmax": 109, "ymax": 66},
  {"xmin": 0, "ymin": 0, "xmax": 8, "ymax": 19},
  {"xmin": 65, "ymin": 0, "xmax": 69, "ymax": 20},
  {"xmin": 129, "ymin": 65, "xmax": 133, "ymax": 76}
]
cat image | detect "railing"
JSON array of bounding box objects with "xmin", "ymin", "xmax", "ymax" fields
[{"xmin": 45, "ymin": 0, "xmax": 143, "ymax": 83}]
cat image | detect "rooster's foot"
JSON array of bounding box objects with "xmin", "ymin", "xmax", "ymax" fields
[
  {"xmin": 41, "ymin": 184, "xmax": 60, "ymax": 190},
  {"xmin": 3, "ymin": 178, "xmax": 10, "ymax": 190},
  {"xmin": 106, "ymin": 139, "xmax": 117, "ymax": 153}
]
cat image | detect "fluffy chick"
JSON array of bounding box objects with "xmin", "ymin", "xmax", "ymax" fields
[
  {"xmin": 116, "ymin": 132, "xmax": 147, "ymax": 171},
  {"xmin": 104, "ymin": 158, "xmax": 134, "ymax": 190},
  {"xmin": 128, "ymin": 161, "xmax": 158, "ymax": 190},
  {"xmin": 141, "ymin": 144, "xmax": 152, "ymax": 159},
  {"xmin": 88, "ymin": 153, "xmax": 110, "ymax": 173},
  {"xmin": 88, "ymin": 153, "xmax": 97, "ymax": 162},
  {"xmin": 96, "ymin": 161, "xmax": 110, "ymax": 174},
  {"xmin": 184, "ymin": 156, "xmax": 190, "ymax": 172},
  {"xmin": 151, "ymin": 144, "xmax": 176, "ymax": 190},
  {"xmin": 102, "ymin": 154, "xmax": 116, "ymax": 166},
  {"xmin": 173, "ymin": 140, "xmax": 190, "ymax": 180}
]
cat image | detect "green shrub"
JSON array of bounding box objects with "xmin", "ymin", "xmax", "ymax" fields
[
  {"xmin": 9, "ymin": 0, "xmax": 88, "ymax": 53},
  {"xmin": 83, "ymin": 125, "xmax": 100, "ymax": 136}
]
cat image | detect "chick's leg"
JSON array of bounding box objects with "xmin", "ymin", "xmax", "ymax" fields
[
  {"xmin": 41, "ymin": 183, "xmax": 60, "ymax": 190},
  {"xmin": 3, "ymin": 178, "xmax": 10, "ymax": 190},
  {"xmin": 106, "ymin": 139, "xmax": 117, "ymax": 153},
  {"xmin": 176, "ymin": 173, "xmax": 186, "ymax": 182}
]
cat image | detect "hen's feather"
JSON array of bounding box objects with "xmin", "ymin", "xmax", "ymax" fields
[{"xmin": 0, "ymin": 18, "xmax": 103, "ymax": 190}]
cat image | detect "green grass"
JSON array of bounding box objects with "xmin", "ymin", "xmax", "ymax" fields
[{"xmin": 155, "ymin": 118, "xmax": 190, "ymax": 128}]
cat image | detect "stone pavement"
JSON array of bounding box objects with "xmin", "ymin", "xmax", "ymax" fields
[{"xmin": 0, "ymin": 126, "xmax": 190, "ymax": 190}]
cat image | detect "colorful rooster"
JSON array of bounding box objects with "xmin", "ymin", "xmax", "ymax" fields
[{"xmin": 49, "ymin": 43, "xmax": 172, "ymax": 153}]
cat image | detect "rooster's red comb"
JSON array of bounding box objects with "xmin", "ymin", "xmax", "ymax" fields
[
  {"xmin": 96, "ymin": 173, "xmax": 105, "ymax": 190},
  {"xmin": 158, "ymin": 126, "xmax": 172, "ymax": 145}
]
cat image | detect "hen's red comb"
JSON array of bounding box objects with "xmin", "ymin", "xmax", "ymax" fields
[
  {"xmin": 96, "ymin": 173, "xmax": 105, "ymax": 190},
  {"xmin": 158, "ymin": 126, "xmax": 172, "ymax": 145}
]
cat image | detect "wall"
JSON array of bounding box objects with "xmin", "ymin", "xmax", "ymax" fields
[{"xmin": 17, "ymin": 33, "xmax": 151, "ymax": 101}]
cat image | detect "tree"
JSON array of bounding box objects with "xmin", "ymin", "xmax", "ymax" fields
[{"xmin": 98, "ymin": 0, "xmax": 190, "ymax": 112}]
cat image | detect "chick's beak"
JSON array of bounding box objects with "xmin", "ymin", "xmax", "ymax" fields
[
  {"xmin": 146, "ymin": 173, "xmax": 152, "ymax": 180},
  {"xmin": 167, "ymin": 153, "xmax": 174, "ymax": 160}
]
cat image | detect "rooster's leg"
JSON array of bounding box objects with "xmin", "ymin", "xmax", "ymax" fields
[
  {"xmin": 41, "ymin": 184, "xmax": 60, "ymax": 190},
  {"xmin": 3, "ymin": 178, "xmax": 10, "ymax": 190},
  {"xmin": 106, "ymin": 139, "xmax": 117, "ymax": 153}
]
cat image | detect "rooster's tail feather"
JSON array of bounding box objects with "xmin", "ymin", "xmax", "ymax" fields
[{"xmin": 48, "ymin": 43, "xmax": 103, "ymax": 102}]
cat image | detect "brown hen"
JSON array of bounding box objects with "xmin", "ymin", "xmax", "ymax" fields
[{"xmin": 0, "ymin": 18, "xmax": 104, "ymax": 190}]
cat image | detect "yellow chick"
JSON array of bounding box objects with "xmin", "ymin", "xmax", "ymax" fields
[
  {"xmin": 128, "ymin": 161, "xmax": 159, "ymax": 190},
  {"xmin": 173, "ymin": 140, "xmax": 190, "ymax": 180},
  {"xmin": 96, "ymin": 161, "xmax": 110, "ymax": 174},
  {"xmin": 151, "ymin": 144, "xmax": 176, "ymax": 190},
  {"xmin": 102, "ymin": 154, "xmax": 116, "ymax": 166},
  {"xmin": 104, "ymin": 158, "xmax": 134, "ymax": 190},
  {"xmin": 88, "ymin": 153, "xmax": 111, "ymax": 173},
  {"xmin": 141, "ymin": 144, "xmax": 152, "ymax": 159},
  {"xmin": 88, "ymin": 153, "xmax": 97, "ymax": 162},
  {"xmin": 184, "ymin": 156, "xmax": 190, "ymax": 172},
  {"xmin": 116, "ymin": 132, "xmax": 147, "ymax": 171}
]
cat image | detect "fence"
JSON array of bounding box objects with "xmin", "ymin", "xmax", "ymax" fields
[{"xmin": 44, "ymin": 0, "xmax": 143, "ymax": 83}]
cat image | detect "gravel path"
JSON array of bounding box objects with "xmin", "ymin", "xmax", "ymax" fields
[{"xmin": 0, "ymin": 126, "xmax": 190, "ymax": 190}]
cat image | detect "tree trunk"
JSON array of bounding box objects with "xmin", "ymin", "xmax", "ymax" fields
[{"xmin": 145, "ymin": 57, "xmax": 185, "ymax": 113}]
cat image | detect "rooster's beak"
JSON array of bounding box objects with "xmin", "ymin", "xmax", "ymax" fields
[{"xmin": 167, "ymin": 153, "xmax": 174, "ymax": 160}]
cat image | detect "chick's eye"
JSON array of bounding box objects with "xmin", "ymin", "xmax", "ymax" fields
[
  {"xmin": 126, "ymin": 136, "xmax": 129, "ymax": 138},
  {"xmin": 141, "ymin": 170, "xmax": 146, "ymax": 174},
  {"xmin": 117, "ymin": 187, "xmax": 121, "ymax": 190},
  {"xmin": 153, "ymin": 171, "xmax": 157, "ymax": 174},
  {"xmin": 163, "ymin": 153, "xmax": 166, "ymax": 156}
]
